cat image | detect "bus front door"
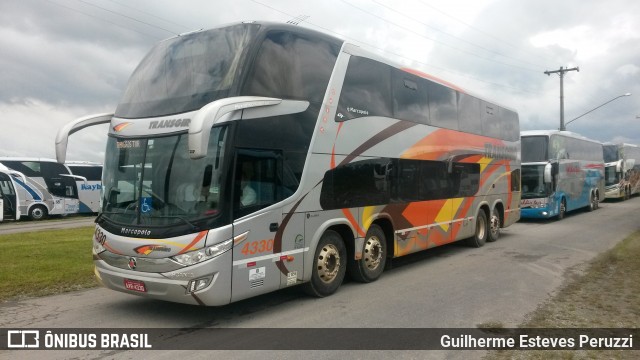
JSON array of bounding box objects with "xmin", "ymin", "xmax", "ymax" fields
[{"xmin": 0, "ymin": 172, "xmax": 18, "ymax": 221}]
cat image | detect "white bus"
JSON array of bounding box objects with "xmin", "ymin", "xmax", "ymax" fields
[
  {"xmin": 603, "ymin": 143, "xmax": 640, "ymax": 200},
  {"xmin": 56, "ymin": 21, "xmax": 520, "ymax": 306},
  {"xmin": 66, "ymin": 161, "xmax": 103, "ymax": 213},
  {"xmin": 0, "ymin": 157, "xmax": 81, "ymax": 220},
  {"xmin": 520, "ymin": 130, "xmax": 605, "ymax": 220},
  {"xmin": 0, "ymin": 165, "xmax": 22, "ymax": 221}
]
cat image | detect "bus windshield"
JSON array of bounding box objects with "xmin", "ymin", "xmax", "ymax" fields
[
  {"xmin": 102, "ymin": 126, "xmax": 228, "ymax": 226},
  {"xmin": 521, "ymin": 164, "xmax": 551, "ymax": 199},
  {"xmin": 603, "ymin": 145, "xmax": 619, "ymax": 163},
  {"xmin": 605, "ymin": 165, "xmax": 619, "ymax": 186},
  {"xmin": 115, "ymin": 24, "xmax": 259, "ymax": 119},
  {"xmin": 521, "ymin": 136, "xmax": 549, "ymax": 163}
]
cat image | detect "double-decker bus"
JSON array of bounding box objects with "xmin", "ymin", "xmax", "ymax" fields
[
  {"xmin": 603, "ymin": 143, "xmax": 640, "ymax": 200},
  {"xmin": 66, "ymin": 161, "xmax": 103, "ymax": 213},
  {"xmin": 0, "ymin": 157, "xmax": 81, "ymax": 220},
  {"xmin": 520, "ymin": 130, "xmax": 604, "ymax": 220},
  {"xmin": 0, "ymin": 165, "xmax": 22, "ymax": 222},
  {"xmin": 56, "ymin": 21, "xmax": 520, "ymax": 306}
]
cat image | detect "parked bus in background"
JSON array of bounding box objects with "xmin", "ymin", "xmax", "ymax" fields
[
  {"xmin": 0, "ymin": 157, "xmax": 81, "ymax": 220},
  {"xmin": 603, "ymin": 143, "xmax": 640, "ymax": 200},
  {"xmin": 520, "ymin": 130, "xmax": 604, "ymax": 220},
  {"xmin": 55, "ymin": 21, "xmax": 520, "ymax": 306},
  {"xmin": 0, "ymin": 164, "xmax": 22, "ymax": 221},
  {"xmin": 67, "ymin": 161, "xmax": 103, "ymax": 213}
]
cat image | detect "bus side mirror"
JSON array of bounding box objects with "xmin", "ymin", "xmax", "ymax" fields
[
  {"xmin": 55, "ymin": 113, "xmax": 113, "ymax": 163},
  {"xmin": 544, "ymin": 163, "xmax": 553, "ymax": 184}
]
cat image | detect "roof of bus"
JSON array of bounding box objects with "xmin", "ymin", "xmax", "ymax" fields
[
  {"xmin": 520, "ymin": 130, "xmax": 602, "ymax": 144},
  {"xmin": 178, "ymin": 21, "xmax": 517, "ymax": 116}
]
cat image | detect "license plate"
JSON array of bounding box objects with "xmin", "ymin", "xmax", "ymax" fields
[{"xmin": 124, "ymin": 279, "xmax": 147, "ymax": 293}]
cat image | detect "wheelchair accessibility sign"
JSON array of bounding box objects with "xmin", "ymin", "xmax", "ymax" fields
[{"xmin": 140, "ymin": 197, "xmax": 152, "ymax": 214}]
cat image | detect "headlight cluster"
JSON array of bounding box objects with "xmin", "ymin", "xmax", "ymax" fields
[{"xmin": 171, "ymin": 239, "xmax": 233, "ymax": 266}]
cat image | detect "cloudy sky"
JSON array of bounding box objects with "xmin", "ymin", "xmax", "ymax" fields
[{"xmin": 1, "ymin": 0, "xmax": 639, "ymax": 163}]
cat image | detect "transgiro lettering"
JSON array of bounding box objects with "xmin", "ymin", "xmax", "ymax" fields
[{"xmin": 149, "ymin": 118, "xmax": 191, "ymax": 129}]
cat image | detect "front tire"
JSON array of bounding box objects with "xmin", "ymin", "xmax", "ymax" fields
[
  {"xmin": 29, "ymin": 205, "xmax": 48, "ymax": 220},
  {"xmin": 556, "ymin": 198, "xmax": 566, "ymax": 220},
  {"xmin": 303, "ymin": 230, "xmax": 347, "ymax": 298},
  {"xmin": 348, "ymin": 224, "xmax": 387, "ymax": 283},
  {"xmin": 466, "ymin": 210, "xmax": 488, "ymax": 248}
]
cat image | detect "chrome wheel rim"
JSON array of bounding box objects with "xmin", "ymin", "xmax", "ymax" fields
[
  {"xmin": 363, "ymin": 236, "xmax": 383, "ymax": 271},
  {"xmin": 317, "ymin": 244, "xmax": 341, "ymax": 284}
]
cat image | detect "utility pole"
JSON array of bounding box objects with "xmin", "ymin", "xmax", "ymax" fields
[{"xmin": 544, "ymin": 66, "xmax": 579, "ymax": 131}]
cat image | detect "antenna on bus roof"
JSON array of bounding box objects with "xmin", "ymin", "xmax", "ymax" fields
[{"xmin": 286, "ymin": 15, "xmax": 309, "ymax": 25}]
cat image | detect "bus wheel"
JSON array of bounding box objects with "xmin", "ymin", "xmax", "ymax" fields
[
  {"xmin": 587, "ymin": 192, "xmax": 596, "ymax": 212},
  {"xmin": 348, "ymin": 224, "xmax": 387, "ymax": 283},
  {"xmin": 303, "ymin": 230, "xmax": 347, "ymax": 298},
  {"xmin": 466, "ymin": 210, "xmax": 488, "ymax": 248},
  {"xmin": 29, "ymin": 205, "xmax": 48, "ymax": 220},
  {"xmin": 487, "ymin": 208, "xmax": 501, "ymax": 243},
  {"xmin": 557, "ymin": 199, "xmax": 566, "ymax": 220}
]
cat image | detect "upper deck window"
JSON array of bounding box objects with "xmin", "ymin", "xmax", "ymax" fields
[{"xmin": 116, "ymin": 24, "xmax": 259, "ymax": 118}]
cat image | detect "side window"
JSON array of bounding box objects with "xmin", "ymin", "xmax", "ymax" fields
[
  {"xmin": 392, "ymin": 69, "xmax": 429, "ymax": 124},
  {"xmin": 481, "ymin": 101, "xmax": 501, "ymax": 139},
  {"xmin": 428, "ymin": 82, "xmax": 458, "ymax": 130},
  {"xmin": 320, "ymin": 158, "xmax": 391, "ymax": 209},
  {"xmin": 451, "ymin": 163, "xmax": 480, "ymax": 197},
  {"xmin": 337, "ymin": 56, "xmax": 392, "ymax": 121},
  {"xmin": 234, "ymin": 149, "xmax": 286, "ymax": 219},
  {"xmin": 418, "ymin": 161, "xmax": 451, "ymax": 200},
  {"xmin": 502, "ymin": 109, "xmax": 520, "ymax": 142},
  {"xmin": 458, "ymin": 93, "xmax": 482, "ymax": 135},
  {"xmin": 511, "ymin": 169, "xmax": 521, "ymax": 192}
]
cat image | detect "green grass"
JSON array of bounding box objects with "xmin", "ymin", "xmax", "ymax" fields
[
  {"xmin": 0, "ymin": 226, "xmax": 97, "ymax": 301},
  {"xmin": 485, "ymin": 231, "xmax": 640, "ymax": 359}
]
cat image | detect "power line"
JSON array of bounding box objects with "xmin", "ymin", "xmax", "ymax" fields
[
  {"xmin": 417, "ymin": 0, "xmax": 556, "ymax": 65},
  {"xmin": 103, "ymin": 0, "xmax": 192, "ymax": 32},
  {"xmin": 340, "ymin": 0, "xmax": 540, "ymax": 73},
  {"xmin": 249, "ymin": 0, "xmax": 541, "ymax": 95},
  {"xmin": 44, "ymin": 0, "xmax": 162, "ymax": 39},
  {"xmin": 371, "ymin": 0, "xmax": 545, "ymax": 70},
  {"xmin": 74, "ymin": 0, "xmax": 178, "ymax": 35}
]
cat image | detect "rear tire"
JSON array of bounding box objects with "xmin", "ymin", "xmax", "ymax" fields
[
  {"xmin": 587, "ymin": 192, "xmax": 596, "ymax": 212},
  {"xmin": 303, "ymin": 230, "xmax": 347, "ymax": 298},
  {"xmin": 487, "ymin": 207, "xmax": 501, "ymax": 243},
  {"xmin": 29, "ymin": 205, "xmax": 48, "ymax": 220},
  {"xmin": 466, "ymin": 210, "xmax": 488, "ymax": 248},
  {"xmin": 348, "ymin": 224, "xmax": 387, "ymax": 283}
]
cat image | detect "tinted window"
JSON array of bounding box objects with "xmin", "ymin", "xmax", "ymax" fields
[
  {"xmin": 320, "ymin": 158, "xmax": 480, "ymax": 210},
  {"xmin": 68, "ymin": 166, "xmax": 102, "ymax": 181},
  {"xmin": 243, "ymin": 30, "xmax": 340, "ymax": 104},
  {"xmin": 392, "ymin": 69, "xmax": 429, "ymax": 124},
  {"xmin": 428, "ymin": 82, "xmax": 458, "ymax": 130},
  {"xmin": 337, "ymin": 56, "xmax": 392, "ymax": 121},
  {"xmin": 458, "ymin": 93, "xmax": 482, "ymax": 135},
  {"xmin": 116, "ymin": 24, "xmax": 259, "ymax": 118},
  {"xmin": 511, "ymin": 169, "xmax": 521, "ymax": 191},
  {"xmin": 482, "ymin": 102, "xmax": 501, "ymax": 139}
]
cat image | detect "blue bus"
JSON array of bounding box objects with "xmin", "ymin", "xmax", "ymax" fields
[{"xmin": 520, "ymin": 130, "xmax": 604, "ymax": 220}]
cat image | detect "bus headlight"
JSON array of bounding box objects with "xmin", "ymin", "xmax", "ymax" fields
[{"xmin": 171, "ymin": 239, "xmax": 233, "ymax": 266}]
